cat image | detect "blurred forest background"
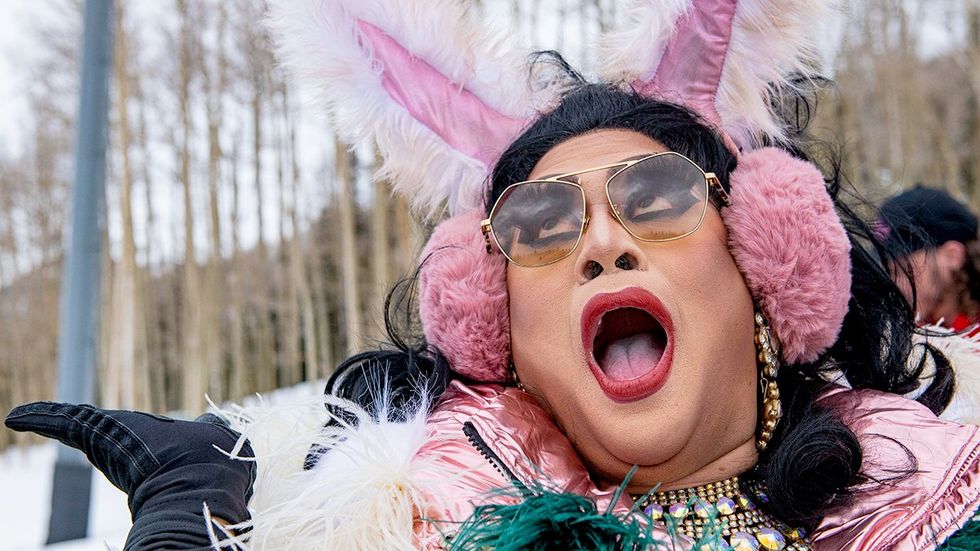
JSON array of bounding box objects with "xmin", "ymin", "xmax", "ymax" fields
[{"xmin": 0, "ymin": 0, "xmax": 978, "ymax": 450}]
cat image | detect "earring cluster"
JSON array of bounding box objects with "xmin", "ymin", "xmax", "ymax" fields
[{"xmin": 755, "ymin": 310, "xmax": 782, "ymax": 452}]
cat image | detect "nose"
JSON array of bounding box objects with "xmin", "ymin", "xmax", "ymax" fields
[{"xmin": 574, "ymin": 204, "xmax": 644, "ymax": 281}]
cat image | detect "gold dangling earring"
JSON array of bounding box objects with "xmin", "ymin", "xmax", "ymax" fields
[
  {"xmin": 755, "ymin": 310, "xmax": 782, "ymax": 452},
  {"xmin": 510, "ymin": 360, "xmax": 526, "ymax": 391}
]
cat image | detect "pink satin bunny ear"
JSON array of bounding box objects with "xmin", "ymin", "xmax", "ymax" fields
[
  {"xmin": 266, "ymin": 0, "xmax": 542, "ymax": 216},
  {"xmin": 598, "ymin": 0, "xmax": 835, "ymax": 151}
]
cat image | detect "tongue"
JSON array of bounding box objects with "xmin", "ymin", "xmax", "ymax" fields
[{"xmin": 598, "ymin": 333, "xmax": 664, "ymax": 381}]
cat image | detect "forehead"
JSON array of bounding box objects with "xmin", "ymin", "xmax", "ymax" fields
[{"xmin": 527, "ymin": 129, "xmax": 669, "ymax": 180}]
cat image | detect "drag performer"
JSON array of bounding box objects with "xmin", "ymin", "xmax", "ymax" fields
[{"xmin": 6, "ymin": 0, "xmax": 980, "ymax": 549}]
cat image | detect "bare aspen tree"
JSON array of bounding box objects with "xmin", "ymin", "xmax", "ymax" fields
[
  {"xmin": 308, "ymin": 203, "xmax": 335, "ymax": 376},
  {"xmin": 0, "ymin": 161, "xmax": 26, "ymax": 446},
  {"xmin": 228, "ymin": 137, "xmax": 249, "ymax": 399},
  {"xmin": 176, "ymin": 0, "xmax": 206, "ymax": 414},
  {"xmin": 106, "ymin": 1, "xmax": 149, "ymax": 410},
  {"xmin": 823, "ymin": 0, "xmax": 979, "ymax": 209},
  {"xmin": 393, "ymin": 194, "xmax": 421, "ymax": 277},
  {"xmin": 370, "ymin": 152, "xmax": 391, "ymax": 341},
  {"xmin": 0, "ymin": 162, "xmax": 11, "ymax": 447},
  {"xmin": 277, "ymin": 79, "xmax": 301, "ymax": 386},
  {"xmin": 244, "ymin": 3, "xmax": 277, "ymax": 392},
  {"xmin": 134, "ymin": 40, "xmax": 166, "ymax": 413},
  {"xmin": 282, "ymin": 84, "xmax": 319, "ymax": 382},
  {"xmin": 20, "ymin": 10, "xmax": 80, "ymax": 419},
  {"xmin": 336, "ymin": 140, "xmax": 362, "ymax": 355},
  {"xmin": 202, "ymin": 1, "xmax": 229, "ymax": 401},
  {"xmin": 968, "ymin": 2, "xmax": 980, "ymax": 204}
]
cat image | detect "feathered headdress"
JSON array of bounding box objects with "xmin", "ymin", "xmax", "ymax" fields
[
  {"xmin": 267, "ymin": 0, "xmax": 849, "ymax": 376},
  {"xmin": 266, "ymin": 0, "xmax": 550, "ymax": 216},
  {"xmin": 599, "ymin": 0, "xmax": 834, "ymax": 150}
]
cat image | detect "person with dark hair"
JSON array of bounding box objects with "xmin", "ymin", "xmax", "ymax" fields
[
  {"xmin": 878, "ymin": 185, "xmax": 980, "ymax": 334},
  {"xmin": 7, "ymin": 1, "xmax": 980, "ymax": 549}
]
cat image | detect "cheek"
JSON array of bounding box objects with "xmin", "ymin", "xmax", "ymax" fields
[
  {"xmin": 507, "ymin": 269, "xmax": 542, "ymax": 342},
  {"xmin": 506, "ymin": 268, "xmax": 572, "ymax": 366},
  {"xmin": 674, "ymin": 219, "xmax": 751, "ymax": 307},
  {"xmin": 664, "ymin": 219, "xmax": 756, "ymax": 383}
]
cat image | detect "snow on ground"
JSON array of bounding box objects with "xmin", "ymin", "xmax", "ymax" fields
[
  {"xmin": 0, "ymin": 443, "xmax": 130, "ymax": 550},
  {"xmin": 0, "ymin": 382, "xmax": 325, "ymax": 550}
]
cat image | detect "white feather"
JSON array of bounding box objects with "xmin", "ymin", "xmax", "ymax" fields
[
  {"xmin": 824, "ymin": 326, "xmax": 980, "ymax": 424},
  {"xmin": 910, "ymin": 325, "xmax": 980, "ymax": 425},
  {"xmin": 825, "ymin": 325, "xmax": 980, "ymax": 425},
  {"xmin": 598, "ymin": 0, "xmax": 837, "ymax": 150},
  {"xmin": 596, "ymin": 0, "xmax": 693, "ymax": 83},
  {"xmin": 208, "ymin": 389, "xmax": 447, "ymax": 550},
  {"xmin": 265, "ymin": 0, "xmax": 541, "ymax": 217},
  {"xmin": 717, "ymin": 0, "xmax": 836, "ymax": 149}
]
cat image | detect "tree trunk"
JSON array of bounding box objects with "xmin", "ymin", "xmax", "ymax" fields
[
  {"xmin": 336, "ymin": 139, "xmax": 362, "ymax": 355},
  {"xmin": 285, "ymin": 89, "xmax": 318, "ymax": 381},
  {"xmin": 177, "ymin": 0, "xmax": 205, "ymax": 414},
  {"xmin": 250, "ymin": 43, "xmax": 276, "ymax": 393},
  {"xmin": 135, "ymin": 48, "xmax": 165, "ymax": 413},
  {"xmin": 308, "ymin": 212, "xmax": 334, "ymax": 377},
  {"xmin": 968, "ymin": 3, "xmax": 980, "ymax": 205},
  {"xmin": 202, "ymin": 1, "xmax": 227, "ymax": 402},
  {"xmin": 108, "ymin": 2, "xmax": 148, "ymax": 410},
  {"xmin": 228, "ymin": 138, "xmax": 249, "ymax": 400},
  {"xmin": 393, "ymin": 193, "xmax": 421, "ymax": 277},
  {"xmin": 278, "ymin": 81, "xmax": 300, "ymax": 386},
  {"xmin": 370, "ymin": 153, "xmax": 391, "ymax": 341}
]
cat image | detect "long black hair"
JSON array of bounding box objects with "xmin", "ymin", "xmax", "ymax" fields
[{"xmin": 322, "ymin": 57, "xmax": 954, "ymax": 530}]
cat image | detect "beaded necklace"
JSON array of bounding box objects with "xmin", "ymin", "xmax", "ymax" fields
[{"xmin": 632, "ymin": 474, "xmax": 811, "ymax": 550}]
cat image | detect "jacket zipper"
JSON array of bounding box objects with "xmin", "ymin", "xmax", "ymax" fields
[{"xmin": 462, "ymin": 420, "xmax": 532, "ymax": 497}]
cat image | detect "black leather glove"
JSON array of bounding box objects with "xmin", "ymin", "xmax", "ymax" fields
[{"xmin": 5, "ymin": 402, "xmax": 255, "ymax": 550}]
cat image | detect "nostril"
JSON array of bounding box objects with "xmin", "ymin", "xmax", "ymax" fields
[
  {"xmin": 615, "ymin": 254, "xmax": 636, "ymax": 271},
  {"xmin": 584, "ymin": 260, "xmax": 603, "ymax": 280}
]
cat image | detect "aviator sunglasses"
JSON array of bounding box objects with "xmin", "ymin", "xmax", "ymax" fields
[{"xmin": 481, "ymin": 151, "xmax": 731, "ymax": 268}]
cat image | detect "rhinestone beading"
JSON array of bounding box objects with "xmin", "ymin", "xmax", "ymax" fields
[{"xmin": 634, "ymin": 475, "xmax": 811, "ymax": 550}]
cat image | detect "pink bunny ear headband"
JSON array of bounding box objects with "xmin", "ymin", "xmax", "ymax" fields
[{"xmin": 267, "ymin": 0, "xmax": 849, "ymax": 382}]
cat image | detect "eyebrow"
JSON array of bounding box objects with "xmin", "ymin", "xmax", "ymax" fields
[{"xmin": 536, "ymin": 153, "xmax": 653, "ymax": 181}]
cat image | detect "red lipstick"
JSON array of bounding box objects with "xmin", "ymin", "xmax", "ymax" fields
[{"xmin": 581, "ymin": 287, "xmax": 674, "ymax": 402}]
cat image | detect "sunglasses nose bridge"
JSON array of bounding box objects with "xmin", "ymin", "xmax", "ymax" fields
[{"xmin": 576, "ymin": 202, "xmax": 637, "ymax": 251}]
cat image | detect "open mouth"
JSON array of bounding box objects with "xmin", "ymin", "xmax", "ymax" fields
[
  {"xmin": 593, "ymin": 308, "xmax": 668, "ymax": 380},
  {"xmin": 582, "ymin": 288, "xmax": 674, "ymax": 402}
]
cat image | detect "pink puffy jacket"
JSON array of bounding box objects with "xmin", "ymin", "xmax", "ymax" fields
[{"xmin": 415, "ymin": 381, "xmax": 980, "ymax": 550}]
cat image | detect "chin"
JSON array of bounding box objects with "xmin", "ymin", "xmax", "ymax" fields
[{"xmin": 573, "ymin": 398, "xmax": 691, "ymax": 469}]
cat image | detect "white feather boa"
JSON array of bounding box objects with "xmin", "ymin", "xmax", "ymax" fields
[
  {"xmin": 822, "ymin": 325, "xmax": 980, "ymax": 424},
  {"xmin": 909, "ymin": 325, "xmax": 980, "ymax": 425},
  {"xmin": 207, "ymin": 387, "xmax": 446, "ymax": 550}
]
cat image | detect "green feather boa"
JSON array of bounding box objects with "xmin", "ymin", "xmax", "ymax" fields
[
  {"xmin": 442, "ymin": 468, "xmax": 733, "ymax": 550},
  {"xmin": 446, "ymin": 489, "xmax": 664, "ymax": 550},
  {"xmin": 937, "ymin": 517, "xmax": 980, "ymax": 550}
]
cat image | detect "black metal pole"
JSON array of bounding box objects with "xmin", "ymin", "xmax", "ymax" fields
[{"xmin": 46, "ymin": 0, "xmax": 114, "ymax": 543}]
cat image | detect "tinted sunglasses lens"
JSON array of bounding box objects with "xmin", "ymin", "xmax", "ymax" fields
[
  {"xmin": 607, "ymin": 153, "xmax": 708, "ymax": 240},
  {"xmin": 490, "ymin": 181, "xmax": 585, "ymax": 266}
]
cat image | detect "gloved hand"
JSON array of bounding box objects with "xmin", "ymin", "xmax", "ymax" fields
[{"xmin": 5, "ymin": 402, "xmax": 255, "ymax": 550}]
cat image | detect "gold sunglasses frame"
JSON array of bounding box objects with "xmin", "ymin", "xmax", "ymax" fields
[{"xmin": 480, "ymin": 151, "xmax": 731, "ymax": 268}]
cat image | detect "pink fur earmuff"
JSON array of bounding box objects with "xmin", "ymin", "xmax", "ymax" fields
[
  {"xmin": 723, "ymin": 148, "xmax": 852, "ymax": 364},
  {"xmin": 418, "ymin": 210, "xmax": 511, "ymax": 382}
]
